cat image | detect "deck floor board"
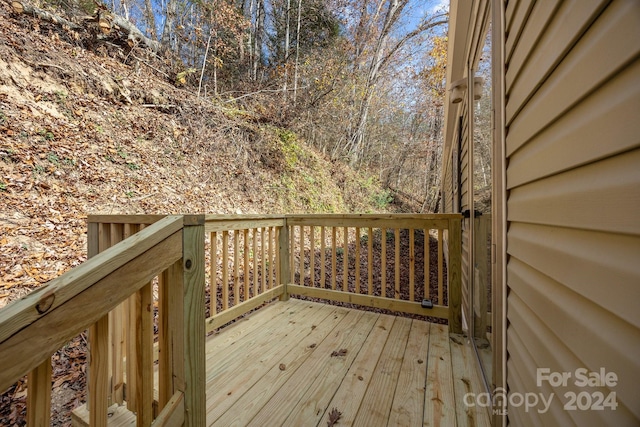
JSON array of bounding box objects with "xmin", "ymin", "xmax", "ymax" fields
[
  {"xmin": 353, "ymin": 316, "xmax": 412, "ymax": 427},
  {"xmin": 320, "ymin": 314, "xmax": 396, "ymax": 426},
  {"xmin": 388, "ymin": 319, "xmax": 431, "ymax": 427},
  {"xmin": 203, "ymin": 299, "xmax": 490, "ymax": 427}
]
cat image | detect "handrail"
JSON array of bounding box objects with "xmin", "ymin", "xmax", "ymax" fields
[
  {"xmin": 0, "ymin": 214, "xmax": 207, "ymax": 426},
  {"xmin": 0, "ymin": 215, "xmax": 184, "ymax": 392}
]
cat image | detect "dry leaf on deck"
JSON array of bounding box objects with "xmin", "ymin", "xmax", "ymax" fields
[{"xmin": 327, "ymin": 407, "xmax": 341, "ymax": 426}]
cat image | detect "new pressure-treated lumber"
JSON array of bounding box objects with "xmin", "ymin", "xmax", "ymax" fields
[
  {"xmin": 450, "ymin": 333, "xmax": 492, "ymax": 427},
  {"xmin": 208, "ymin": 304, "xmax": 350, "ymax": 426},
  {"xmin": 387, "ymin": 320, "xmax": 430, "ymax": 426},
  {"xmin": 125, "ymin": 223, "xmax": 140, "ymax": 412},
  {"xmin": 234, "ymin": 231, "xmax": 240, "ymax": 305},
  {"xmin": 352, "ymin": 316, "xmax": 412, "ymax": 427},
  {"xmin": 367, "ymin": 227, "xmax": 373, "ymax": 295},
  {"xmin": 245, "ymin": 309, "xmax": 367, "ymax": 426},
  {"xmin": 204, "ymin": 216, "xmax": 285, "ymax": 233},
  {"xmin": 278, "ymin": 225, "xmax": 290, "ymax": 300},
  {"xmin": 181, "ymin": 216, "xmax": 206, "ymax": 427},
  {"xmin": 158, "ymin": 260, "xmax": 183, "ymax": 409},
  {"xmin": 109, "ymin": 224, "xmax": 125, "ymax": 405},
  {"xmin": 280, "ymin": 311, "xmax": 378, "ymax": 426},
  {"xmin": 203, "ymin": 300, "xmax": 489, "ymax": 426},
  {"xmin": 89, "ymin": 315, "xmax": 109, "ymax": 427},
  {"xmin": 285, "ymin": 214, "xmax": 455, "ymax": 230},
  {"xmin": 0, "ymin": 215, "xmax": 184, "ymax": 345},
  {"xmin": 448, "ymin": 218, "xmax": 463, "ymax": 334},
  {"xmin": 151, "ymin": 391, "xmax": 184, "ymax": 427},
  {"xmin": 88, "ymin": 214, "xmax": 166, "ymax": 225},
  {"xmin": 424, "ymin": 323, "xmax": 457, "ymax": 426},
  {"xmin": 0, "ymin": 221, "xmax": 183, "ymax": 393},
  {"xmin": 287, "ymin": 285, "xmax": 449, "ymax": 319},
  {"xmin": 205, "ymin": 285, "xmax": 285, "ymax": 333},
  {"xmin": 26, "ymin": 358, "xmax": 52, "ymax": 426},
  {"xmin": 136, "ymin": 282, "xmax": 154, "ymax": 426},
  {"xmin": 319, "ymin": 314, "xmax": 395, "ymax": 426}
]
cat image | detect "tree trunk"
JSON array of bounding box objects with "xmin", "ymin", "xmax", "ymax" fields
[
  {"xmin": 347, "ymin": 0, "xmax": 407, "ymax": 164},
  {"xmin": 110, "ymin": 13, "xmax": 160, "ymax": 51},
  {"xmin": 198, "ymin": 31, "xmax": 213, "ymax": 97},
  {"xmin": 293, "ymin": 0, "xmax": 302, "ymax": 104},
  {"xmin": 160, "ymin": 0, "xmax": 177, "ymax": 50},
  {"xmin": 252, "ymin": 0, "xmax": 265, "ymax": 81},
  {"xmin": 282, "ymin": 0, "xmax": 291, "ymax": 99},
  {"xmin": 347, "ymin": 1, "xmax": 446, "ymax": 165},
  {"xmin": 9, "ymin": 0, "xmax": 160, "ymax": 52},
  {"xmin": 143, "ymin": 0, "xmax": 157, "ymax": 40},
  {"xmin": 9, "ymin": 0, "xmax": 80, "ymax": 29}
]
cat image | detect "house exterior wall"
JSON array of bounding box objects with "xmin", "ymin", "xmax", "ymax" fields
[
  {"xmin": 444, "ymin": 0, "xmax": 640, "ymax": 425},
  {"xmin": 502, "ymin": 0, "xmax": 640, "ymax": 425}
]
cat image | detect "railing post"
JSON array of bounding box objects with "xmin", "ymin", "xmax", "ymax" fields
[
  {"xmin": 278, "ymin": 219, "xmax": 290, "ymax": 301},
  {"xmin": 181, "ymin": 215, "xmax": 206, "ymax": 426},
  {"xmin": 448, "ymin": 217, "xmax": 463, "ymax": 334}
]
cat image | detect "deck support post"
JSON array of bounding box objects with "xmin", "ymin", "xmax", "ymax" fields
[
  {"xmin": 448, "ymin": 217, "xmax": 463, "ymax": 334},
  {"xmin": 278, "ymin": 220, "xmax": 290, "ymax": 301},
  {"xmin": 181, "ymin": 215, "xmax": 206, "ymax": 426}
]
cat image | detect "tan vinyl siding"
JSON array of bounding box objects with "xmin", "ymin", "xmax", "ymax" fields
[
  {"xmin": 505, "ymin": 0, "xmax": 535, "ymax": 64},
  {"xmin": 506, "ymin": 0, "xmax": 609, "ymax": 125},
  {"xmin": 506, "ymin": 1, "xmax": 638, "ymax": 150},
  {"xmin": 506, "ymin": 59, "xmax": 640, "ymax": 188},
  {"xmin": 504, "ymin": 0, "xmax": 640, "ymax": 425}
]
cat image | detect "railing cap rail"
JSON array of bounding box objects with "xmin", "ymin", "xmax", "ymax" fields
[{"xmin": 0, "ymin": 215, "xmax": 186, "ymax": 391}]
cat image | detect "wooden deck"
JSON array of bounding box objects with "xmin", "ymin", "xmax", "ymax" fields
[{"xmin": 204, "ymin": 298, "xmax": 490, "ymax": 427}]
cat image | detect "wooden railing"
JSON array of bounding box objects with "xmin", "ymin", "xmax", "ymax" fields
[
  {"xmin": 0, "ymin": 215, "xmax": 206, "ymax": 426},
  {"xmin": 0, "ymin": 212, "xmax": 461, "ymax": 426},
  {"xmin": 201, "ymin": 214, "xmax": 461, "ymax": 334},
  {"xmin": 284, "ymin": 214, "xmax": 462, "ymax": 332},
  {"xmin": 203, "ymin": 215, "xmax": 288, "ymax": 333}
]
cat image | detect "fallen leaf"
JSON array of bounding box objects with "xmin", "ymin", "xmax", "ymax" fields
[{"xmin": 327, "ymin": 407, "xmax": 341, "ymax": 426}]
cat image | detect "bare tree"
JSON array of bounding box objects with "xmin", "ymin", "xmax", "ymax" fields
[{"xmin": 342, "ymin": 0, "xmax": 447, "ymax": 165}]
